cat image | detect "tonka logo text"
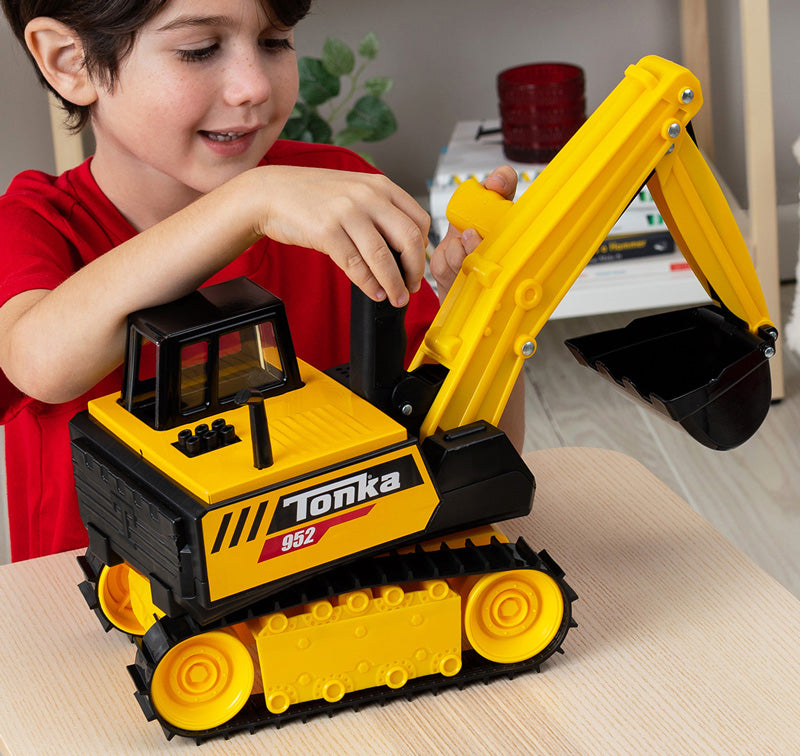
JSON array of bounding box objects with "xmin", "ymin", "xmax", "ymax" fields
[{"xmin": 268, "ymin": 455, "xmax": 423, "ymax": 534}]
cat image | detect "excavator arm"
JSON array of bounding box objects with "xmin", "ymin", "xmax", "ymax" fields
[{"xmin": 410, "ymin": 55, "xmax": 776, "ymax": 449}]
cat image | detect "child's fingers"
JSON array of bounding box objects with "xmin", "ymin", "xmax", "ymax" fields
[
  {"xmin": 341, "ymin": 214, "xmax": 416, "ymax": 307},
  {"xmin": 459, "ymin": 227, "xmax": 482, "ymax": 254},
  {"xmin": 255, "ymin": 166, "xmax": 430, "ymax": 306},
  {"xmin": 385, "ymin": 190, "xmax": 431, "ymax": 293},
  {"xmin": 325, "ymin": 177, "xmax": 428, "ymax": 306},
  {"xmin": 429, "ymin": 224, "xmax": 473, "ymax": 300},
  {"xmin": 352, "ymin": 196, "xmax": 428, "ymax": 302},
  {"xmin": 390, "ymin": 190, "xmax": 432, "ymax": 250},
  {"xmin": 483, "ymin": 165, "xmax": 518, "ymax": 201},
  {"xmin": 321, "ymin": 224, "xmax": 387, "ymax": 302},
  {"xmin": 443, "ymin": 228, "xmax": 479, "ymax": 277},
  {"xmin": 379, "ymin": 217, "xmax": 427, "ymax": 296}
]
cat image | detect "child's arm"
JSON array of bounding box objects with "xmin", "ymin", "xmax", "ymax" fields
[{"xmin": 0, "ymin": 166, "xmax": 429, "ymax": 405}]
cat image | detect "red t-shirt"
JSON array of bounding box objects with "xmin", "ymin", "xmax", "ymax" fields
[{"xmin": 0, "ymin": 141, "xmax": 439, "ymax": 561}]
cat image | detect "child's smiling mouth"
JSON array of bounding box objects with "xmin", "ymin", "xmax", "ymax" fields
[
  {"xmin": 201, "ymin": 131, "xmax": 248, "ymax": 142},
  {"xmin": 198, "ymin": 128, "xmax": 262, "ymax": 157}
]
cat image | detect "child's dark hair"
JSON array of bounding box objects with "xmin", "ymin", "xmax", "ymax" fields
[{"xmin": 1, "ymin": 0, "xmax": 312, "ymax": 132}]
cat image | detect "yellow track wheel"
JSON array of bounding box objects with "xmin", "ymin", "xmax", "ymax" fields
[
  {"xmin": 97, "ymin": 563, "xmax": 147, "ymax": 636},
  {"xmin": 151, "ymin": 631, "xmax": 255, "ymax": 731},
  {"xmin": 464, "ymin": 569, "xmax": 564, "ymax": 663}
]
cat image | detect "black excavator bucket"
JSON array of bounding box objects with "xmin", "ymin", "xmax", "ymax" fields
[{"xmin": 564, "ymin": 305, "xmax": 776, "ymax": 451}]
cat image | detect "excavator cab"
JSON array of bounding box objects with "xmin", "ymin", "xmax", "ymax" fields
[{"xmin": 120, "ymin": 278, "xmax": 303, "ymax": 431}]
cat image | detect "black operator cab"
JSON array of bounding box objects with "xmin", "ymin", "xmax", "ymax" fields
[{"xmin": 121, "ymin": 277, "xmax": 303, "ymax": 431}]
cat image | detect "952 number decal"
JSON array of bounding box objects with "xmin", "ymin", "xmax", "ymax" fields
[
  {"xmin": 259, "ymin": 504, "xmax": 374, "ymax": 563},
  {"xmin": 281, "ymin": 526, "xmax": 316, "ymax": 553}
]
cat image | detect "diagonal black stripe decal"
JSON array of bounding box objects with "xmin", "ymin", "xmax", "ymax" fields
[{"xmin": 211, "ymin": 512, "xmax": 232, "ymax": 554}]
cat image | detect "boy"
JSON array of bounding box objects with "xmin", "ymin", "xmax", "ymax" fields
[{"xmin": 0, "ymin": 0, "xmax": 521, "ymax": 560}]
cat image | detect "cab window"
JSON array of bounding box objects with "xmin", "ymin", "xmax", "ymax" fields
[
  {"xmin": 218, "ymin": 321, "xmax": 285, "ymax": 401},
  {"xmin": 180, "ymin": 340, "xmax": 209, "ymax": 413},
  {"xmin": 176, "ymin": 321, "xmax": 286, "ymax": 418}
]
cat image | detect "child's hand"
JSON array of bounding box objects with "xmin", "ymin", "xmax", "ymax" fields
[
  {"xmin": 429, "ymin": 166, "xmax": 518, "ymax": 302},
  {"xmin": 249, "ymin": 166, "xmax": 430, "ymax": 308}
]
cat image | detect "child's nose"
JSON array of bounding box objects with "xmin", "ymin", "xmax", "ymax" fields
[{"xmin": 223, "ymin": 53, "xmax": 272, "ymax": 107}]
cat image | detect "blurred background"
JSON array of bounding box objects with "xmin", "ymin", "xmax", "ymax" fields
[{"xmin": 1, "ymin": 0, "xmax": 799, "ymax": 275}]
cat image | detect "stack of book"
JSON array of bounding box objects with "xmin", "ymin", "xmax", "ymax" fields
[{"xmin": 428, "ymin": 120, "xmax": 710, "ymax": 318}]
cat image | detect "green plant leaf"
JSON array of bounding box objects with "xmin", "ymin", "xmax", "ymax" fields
[
  {"xmin": 298, "ymin": 57, "xmax": 340, "ymax": 106},
  {"xmin": 286, "ymin": 103, "xmax": 304, "ymax": 120},
  {"xmin": 280, "ymin": 102, "xmax": 311, "ymax": 140},
  {"xmin": 322, "ymin": 37, "xmax": 355, "ymax": 76},
  {"xmin": 364, "ymin": 76, "xmax": 393, "ymax": 97},
  {"xmin": 346, "ymin": 95, "xmax": 397, "ymax": 142},
  {"xmin": 332, "ymin": 126, "xmax": 373, "ymax": 147},
  {"xmin": 281, "ymin": 117, "xmax": 307, "ymax": 140},
  {"xmin": 281, "ymin": 105, "xmax": 333, "ymax": 144},
  {"xmin": 289, "ymin": 33, "xmax": 397, "ymax": 150},
  {"xmin": 358, "ymin": 32, "xmax": 379, "ymax": 60},
  {"xmin": 305, "ymin": 112, "xmax": 334, "ymax": 144}
]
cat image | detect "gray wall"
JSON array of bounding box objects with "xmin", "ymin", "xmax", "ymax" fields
[
  {"xmin": 296, "ymin": 0, "xmax": 683, "ymax": 195},
  {"xmin": 707, "ymin": 0, "xmax": 799, "ymax": 206},
  {"xmin": 2, "ymin": 2, "xmax": 798, "ymax": 210},
  {"xmin": 2, "ymin": 2, "xmax": 798, "ymax": 252}
]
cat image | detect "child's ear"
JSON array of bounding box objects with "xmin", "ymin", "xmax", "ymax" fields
[{"xmin": 24, "ymin": 17, "xmax": 98, "ymax": 107}]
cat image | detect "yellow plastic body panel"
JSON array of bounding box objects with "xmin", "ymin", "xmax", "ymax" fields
[
  {"xmin": 249, "ymin": 581, "xmax": 462, "ymax": 713},
  {"xmin": 201, "ymin": 443, "xmax": 439, "ymax": 602},
  {"xmin": 87, "ymin": 358, "xmax": 407, "ymax": 505},
  {"xmin": 412, "ymin": 55, "xmax": 774, "ymax": 440}
]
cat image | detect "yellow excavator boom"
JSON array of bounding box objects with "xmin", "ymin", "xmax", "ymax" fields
[{"xmin": 411, "ymin": 55, "xmax": 774, "ymax": 441}]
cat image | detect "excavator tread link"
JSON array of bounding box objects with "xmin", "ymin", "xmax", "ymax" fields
[{"xmin": 127, "ymin": 537, "xmax": 577, "ymax": 742}]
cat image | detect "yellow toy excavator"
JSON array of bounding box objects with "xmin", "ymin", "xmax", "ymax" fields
[{"xmin": 70, "ymin": 55, "xmax": 776, "ymax": 741}]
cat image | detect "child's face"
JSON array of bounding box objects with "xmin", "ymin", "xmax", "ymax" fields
[{"xmin": 90, "ymin": 0, "xmax": 299, "ymax": 210}]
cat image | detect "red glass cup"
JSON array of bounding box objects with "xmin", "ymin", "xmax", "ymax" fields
[{"xmin": 497, "ymin": 63, "xmax": 586, "ymax": 162}]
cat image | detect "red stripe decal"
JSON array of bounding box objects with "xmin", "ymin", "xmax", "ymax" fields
[{"xmin": 258, "ymin": 505, "xmax": 375, "ymax": 562}]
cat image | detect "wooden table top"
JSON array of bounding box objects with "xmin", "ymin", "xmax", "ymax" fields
[{"xmin": 1, "ymin": 447, "xmax": 798, "ymax": 755}]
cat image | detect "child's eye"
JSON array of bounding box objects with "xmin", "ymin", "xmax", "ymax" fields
[
  {"xmin": 177, "ymin": 44, "xmax": 219, "ymax": 63},
  {"xmin": 259, "ymin": 37, "xmax": 294, "ymax": 53}
]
